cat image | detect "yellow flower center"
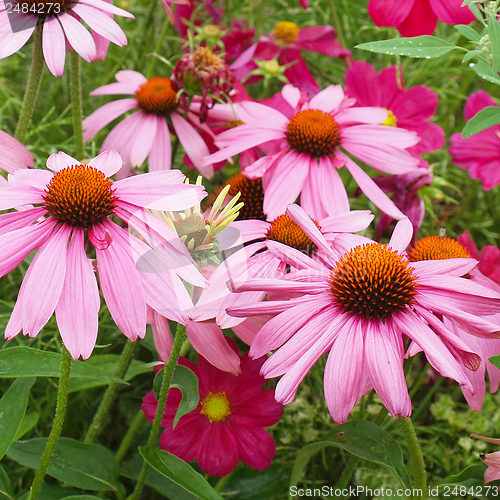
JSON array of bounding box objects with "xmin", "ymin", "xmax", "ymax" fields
[
  {"xmin": 382, "ymin": 109, "xmax": 397, "ymax": 127},
  {"xmin": 200, "ymin": 392, "xmax": 231, "ymax": 422},
  {"xmin": 274, "ymin": 21, "xmax": 299, "ymax": 48},
  {"xmin": 43, "ymin": 165, "xmax": 117, "ymax": 228},
  {"xmin": 329, "ymin": 243, "xmax": 418, "ymax": 321},
  {"xmin": 135, "ymin": 77, "xmax": 178, "ymax": 114}
]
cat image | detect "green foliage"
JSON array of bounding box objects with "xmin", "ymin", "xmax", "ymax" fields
[{"xmin": 356, "ymin": 36, "xmax": 457, "ymax": 58}]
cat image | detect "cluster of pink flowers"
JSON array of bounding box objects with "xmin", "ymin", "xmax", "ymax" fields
[{"xmin": 2, "ymin": 0, "xmax": 500, "ymax": 486}]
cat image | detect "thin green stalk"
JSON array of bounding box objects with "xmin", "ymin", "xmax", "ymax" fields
[
  {"xmin": 398, "ymin": 417, "xmax": 427, "ymax": 498},
  {"xmin": 116, "ymin": 410, "xmax": 146, "ymax": 464},
  {"xmin": 334, "ymin": 455, "xmax": 360, "ymax": 490},
  {"xmin": 69, "ymin": 50, "xmax": 84, "ymax": 158},
  {"xmin": 127, "ymin": 323, "xmax": 187, "ymax": 500},
  {"xmin": 84, "ymin": 340, "xmax": 137, "ymax": 443},
  {"xmin": 28, "ymin": 347, "xmax": 72, "ymax": 500},
  {"xmin": 254, "ymin": 0, "xmax": 265, "ymax": 41},
  {"xmin": 215, "ymin": 470, "xmax": 234, "ymax": 492},
  {"xmin": 147, "ymin": 17, "xmax": 170, "ymax": 78},
  {"xmin": 412, "ymin": 377, "xmax": 444, "ymax": 422},
  {"xmin": 409, "ymin": 362, "xmax": 431, "ymax": 398},
  {"xmin": 15, "ymin": 25, "xmax": 45, "ymax": 143},
  {"xmin": 328, "ymin": 0, "xmax": 348, "ymax": 50}
]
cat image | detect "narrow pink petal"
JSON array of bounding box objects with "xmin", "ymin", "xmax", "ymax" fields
[
  {"xmin": 46, "ymin": 151, "xmax": 80, "ymax": 172},
  {"xmin": 115, "ymin": 69, "xmax": 147, "ymax": 86},
  {"xmin": 87, "ymin": 150, "xmax": 122, "ymax": 176},
  {"xmin": 42, "ymin": 16, "xmax": 66, "ymax": 76},
  {"xmin": 320, "ymin": 210, "xmax": 374, "ymax": 234},
  {"xmin": 411, "ymin": 258, "xmax": 478, "ymax": 277},
  {"xmin": 151, "ymin": 310, "xmax": 173, "ymax": 362},
  {"xmin": 21, "ymin": 224, "xmax": 71, "ymax": 337},
  {"xmin": 148, "ymin": 117, "xmax": 172, "ymax": 171},
  {"xmin": 335, "ymin": 107, "xmax": 388, "ymax": 125},
  {"xmin": 388, "ymin": 217, "xmax": 413, "ymax": 253},
  {"xmin": 0, "ymin": 207, "xmax": 47, "ymax": 236},
  {"xmin": 0, "ymin": 12, "xmax": 36, "ymax": 58},
  {"xmin": 281, "ymin": 84, "xmax": 301, "ymax": 108},
  {"xmin": 55, "ymin": 228, "xmax": 100, "ymax": 360},
  {"xmin": 58, "ymin": 13, "xmax": 96, "ymax": 62},
  {"xmin": 0, "ymin": 130, "xmax": 34, "ymax": 172},
  {"xmin": 94, "ymin": 221, "xmax": 147, "ymax": 340},
  {"xmin": 0, "ymin": 186, "xmax": 44, "ymax": 210},
  {"xmin": 79, "ymin": 0, "xmax": 134, "ymax": 18},
  {"xmin": 308, "ymin": 85, "xmax": 345, "ymax": 113}
]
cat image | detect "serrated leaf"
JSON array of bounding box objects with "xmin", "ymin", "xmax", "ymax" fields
[
  {"xmin": 153, "ymin": 365, "xmax": 199, "ymax": 428},
  {"xmin": 139, "ymin": 447, "xmax": 222, "ymax": 500},
  {"xmin": 0, "ymin": 377, "xmax": 34, "ymax": 460},
  {"xmin": 7, "ymin": 438, "xmax": 122, "ymax": 493},
  {"xmin": 356, "ymin": 36, "xmax": 456, "ymax": 58},
  {"xmin": 462, "ymin": 106, "xmax": 500, "ymax": 138},
  {"xmin": 290, "ymin": 421, "xmax": 410, "ymax": 491},
  {"xmin": 455, "ymin": 24, "xmax": 481, "ymax": 41}
]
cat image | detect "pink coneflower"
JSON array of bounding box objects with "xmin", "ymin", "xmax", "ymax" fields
[
  {"xmin": 459, "ymin": 231, "xmax": 500, "ymax": 287},
  {"xmin": 0, "ymin": 150, "xmax": 206, "ymax": 360},
  {"xmin": 368, "ymin": 0, "xmax": 474, "ymax": 36},
  {"xmin": 204, "ymin": 84, "xmax": 420, "ymax": 221},
  {"xmin": 141, "ymin": 349, "xmax": 283, "ymax": 477},
  {"xmin": 0, "ymin": 129, "xmax": 33, "ymax": 173},
  {"xmin": 231, "ymin": 22, "xmax": 349, "ymax": 95},
  {"xmin": 471, "ymin": 434, "xmax": 500, "ymax": 483},
  {"xmin": 84, "ymin": 70, "xmax": 215, "ymax": 176},
  {"xmin": 227, "ymin": 206, "xmax": 500, "ymax": 424},
  {"xmin": 450, "ymin": 90, "xmax": 500, "ymax": 190},
  {"xmin": 0, "ymin": 0, "xmax": 133, "ymax": 76}
]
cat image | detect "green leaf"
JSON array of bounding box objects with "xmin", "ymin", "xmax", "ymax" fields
[
  {"xmin": 0, "ymin": 347, "xmax": 122, "ymax": 384},
  {"xmin": 290, "ymin": 421, "xmax": 410, "ymax": 490},
  {"xmin": 139, "ymin": 447, "xmax": 222, "ymax": 500},
  {"xmin": 489, "ymin": 354, "xmax": 500, "ymax": 369},
  {"xmin": 488, "ymin": 13, "xmax": 500, "ymax": 72},
  {"xmin": 7, "ymin": 437, "xmax": 122, "ymax": 493},
  {"xmin": 355, "ymin": 36, "xmax": 456, "ymax": 58},
  {"xmin": 462, "ymin": 49, "xmax": 482, "ymax": 63},
  {"xmin": 153, "ymin": 365, "xmax": 200, "ymax": 428},
  {"xmin": 455, "ymin": 24, "xmax": 481, "ymax": 41},
  {"xmin": 438, "ymin": 464, "xmax": 487, "ymax": 487},
  {"xmin": 18, "ymin": 485, "xmax": 82, "ymax": 500},
  {"xmin": 62, "ymin": 497, "xmax": 104, "ymax": 499},
  {"xmin": 15, "ymin": 411, "xmax": 40, "ymax": 441},
  {"xmin": 471, "ymin": 61, "xmax": 500, "ymax": 85},
  {"xmin": 0, "ymin": 377, "xmax": 35, "ymax": 460},
  {"xmin": 462, "ymin": 106, "xmax": 500, "ymax": 138},
  {"xmin": 0, "ymin": 465, "xmax": 14, "ymax": 500}
]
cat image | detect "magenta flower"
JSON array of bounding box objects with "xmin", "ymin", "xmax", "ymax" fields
[
  {"xmin": 368, "ymin": 0, "xmax": 474, "ymax": 36},
  {"xmin": 84, "ymin": 71, "xmax": 214, "ymax": 176},
  {"xmin": 459, "ymin": 231, "xmax": 500, "ymax": 287},
  {"xmin": 0, "ymin": 150, "xmax": 206, "ymax": 359},
  {"xmin": 0, "ymin": 0, "xmax": 133, "ymax": 76},
  {"xmin": 231, "ymin": 22, "xmax": 349, "ymax": 95},
  {"xmin": 0, "ymin": 129, "xmax": 33, "ymax": 174},
  {"xmin": 450, "ymin": 90, "xmax": 500, "ymax": 190},
  {"xmin": 205, "ymin": 84, "xmax": 420, "ymax": 221},
  {"xmin": 227, "ymin": 206, "xmax": 500, "ymax": 424},
  {"xmin": 141, "ymin": 349, "xmax": 283, "ymax": 477}
]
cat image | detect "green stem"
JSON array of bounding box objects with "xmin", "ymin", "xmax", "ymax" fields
[
  {"xmin": 334, "ymin": 455, "xmax": 360, "ymax": 490},
  {"xmin": 127, "ymin": 323, "xmax": 187, "ymax": 500},
  {"xmin": 412, "ymin": 377, "xmax": 443, "ymax": 422},
  {"xmin": 409, "ymin": 362, "xmax": 430, "ymax": 398},
  {"xmin": 15, "ymin": 25, "xmax": 45, "ymax": 143},
  {"xmin": 147, "ymin": 17, "xmax": 170, "ymax": 79},
  {"xmin": 328, "ymin": 0, "xmax": 348, "ymax": 50},
  {"xmin": 254, "ymin": 0, "xmax": 265, "ymax": 41},
  {"xmin": 215, "ymin": 470, "xmax": 234, "ymax": 492},
  {"xmin": 398, "ymin": 417, "xmax": 427, "ymax": 498},
  {"xmin": 70, "ymin": 50, "xmax": 84, "ymax": 158},
  {"xmin": 116, "ymin": 410, "xmax": 146, "ymax": 464},
  {"xmin": 28, "ymin": 347, "xmax": 72, "ymax": 500},
  {"xmin": 84, "ymin": 341, "xmax": 137, "ymax": 443}
]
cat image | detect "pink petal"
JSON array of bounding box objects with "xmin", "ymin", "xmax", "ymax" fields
[
  {"xmin": 46, "ymin": 151, "xmax": 80, "ymax": 172},
  {"xmin": 42, "ymin": 16, "xmax": 66, "ymax": 76},
  {"xmin": 148, "ymin": 117, "xmax": 172, "ymax": 171},
  {"xmin": 58, "ymin": 13, "xmax": 96, "ymax": 62},
  {"xmin": 87, "ymin": 150, "xmax": 122, "ymax": 176}
]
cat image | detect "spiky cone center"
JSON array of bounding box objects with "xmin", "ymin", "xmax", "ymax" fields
[
  {"xmin": 43, "ymin": 165, "xmax": 117, "ymax": 228},
  {"xmin": 208, "ymin": 173, "xmax": 266, "ymax": 221},
  {"xmin": 135, "ymin": 77, "xmax": 178, "ymax": 114},
  {"xmin": 192, "ymin": 46, "xmax": 223, "ymax": 72},
  {"xmin": 266, "ymin": 214, "xmax": 318, "ymax": 254},
  {"xmin": 408, "ymin": 236, "xmax": 471, "ymax": 262},
  {"xmin": 286, "ymin": 109, "xmax": 341, "ymax": 157},
  {"xmin": 200, "ymin": 392, "xmax": 231, "ymax": 422},
  {"xmin": 16, "ymin": 0, "xmax": 72, "ymax": 14},
  {"xmin": 273, "ymin": 21, "xmax": 299, "ymax": 48},
  {"xmin": 329, "ymin": 243, "xmax": 418, "ymax": 321}
]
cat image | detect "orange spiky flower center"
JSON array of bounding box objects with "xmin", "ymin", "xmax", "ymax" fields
[
  {"xmin": 266, "ymin": 214, "xmax": 317, "ymax": 254},
  {"xmin": 329, "ymin": 243, "xmax": 418, "ymax": 321},
  {"xmin": 286, "ymin": 110, "xmax": 341, "ymax": 157},
  {"xmin": 407, "ymin": 236, "xmax": 471, "ymax": 262},
  {"xmin": 274, "ymin": 21, "xmax": 299, "ymax": 48},
  {"xmin": 135, "ymin": 77, "xmax": 178, "ymax": 114},
  {"xmin": 43, "ymin": 165, "xmax": 117, "ymax": 228},
  {"xmin": 200, "ymin": 392, "xmax": 231, "ymax": 423}
]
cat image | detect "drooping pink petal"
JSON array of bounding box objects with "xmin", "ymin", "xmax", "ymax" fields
[
  {"xmin": 148, "ymin": 117, "xmax": 172, "ymax": 171},
  {"xmin": 42, "ymin": 16, "xmax": 66, "ymax": 76},
  {"xmin": 58, "ymin": 13, "xmax": 97, "ymax": 62}
]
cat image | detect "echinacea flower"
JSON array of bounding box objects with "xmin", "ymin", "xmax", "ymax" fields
[
  {"xmin": 204, "ymin": 84, "xmax": 420, "ymax": 220},
  {"xmin": 459, "ymin": 231, "xmax": 500, "ymax": 287},
  {"xmin": 470, "ymin": 434, "xmax": 500, "ymax": 483},
  {"xmin": 84, "ymin": 70, "xmax": 214, "ymax": 176},
  {"xmin": 0, "ymin": 150, "xmax": 206, "ymax": 359},
  {"xmin": 0, "ymin": 129, "xmax": 33, "ymax": 173},
  {"xmin": 407, "ymin": 235, "xmax": 500, "ymax": 411},
  {"xmin": 368, "ymin": 0, "xmax": 474, "ymax": 36},
  {"xmin": 0, "ymin": 0, "xmax": 133, "ymax": 76},
  {"xmin": 231, "ymin": 22, "xmax": 349, "ymax": 95},
  {"xmin": 141, "ymin": 349, "xmax": 283, "ymax": 476},
  {"xmin": 227, "ymin": 206, "xmax": 500, "ymax": 424},
  {"xmin": 450, "ymin": 90, "xmax": 500, "ymax": 190}
]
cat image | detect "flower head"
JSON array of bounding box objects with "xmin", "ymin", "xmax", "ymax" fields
[
  {"xmin": 83, "ymin": 70, "xmax": 214, "ymax": 176},
  {"xmin": 0, "ymin": 0, "xmax": 133, "ymax": 76},
  {"xmin": 141, "ymin": 349, "xmax": 283, "ymax": 477},
  {"xmin": 0, "ymin": 150, "xmax": 206, "ymax": 359}
]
